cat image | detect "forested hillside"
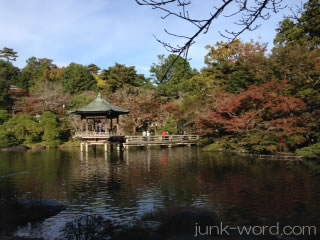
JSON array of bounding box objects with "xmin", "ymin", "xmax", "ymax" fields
[{"xmin": 0, "ymin": 0, "xmax": 319, "ymax": 157}]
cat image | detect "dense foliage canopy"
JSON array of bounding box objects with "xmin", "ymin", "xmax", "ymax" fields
[{"xmin": 0, "ymin": 0, "xmax": 319, "ymax": 157}]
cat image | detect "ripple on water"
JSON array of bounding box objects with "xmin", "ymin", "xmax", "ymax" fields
[{"xmin": 0, "ymin": 147, "xmax": 319, "ymax": 239}]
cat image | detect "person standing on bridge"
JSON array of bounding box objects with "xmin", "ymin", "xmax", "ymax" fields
[
  {"xmin": 162, "ymin": 131, "xmax": 168, "ymax": 140},
  {"xmin": 143, "ymin": 130, "xmax": 147, "ymax": 141}
]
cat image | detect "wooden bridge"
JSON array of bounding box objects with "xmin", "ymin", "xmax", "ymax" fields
[
  {"xmin": 123, "ymin": 135, "xmax": 200, "ymax": 149},
  {"xmin": 74, "ymin": 132, "xmax": 200, "ymax": 151}
]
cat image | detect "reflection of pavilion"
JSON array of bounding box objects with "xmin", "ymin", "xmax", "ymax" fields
[{"xmin": 71, "ymin": 93, "xmax": 129, "ymax": 152}]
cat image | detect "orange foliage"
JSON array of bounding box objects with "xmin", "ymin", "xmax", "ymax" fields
[{"xmin": 197, "ymin": 80, "xmax": 307, "ymax": 136}]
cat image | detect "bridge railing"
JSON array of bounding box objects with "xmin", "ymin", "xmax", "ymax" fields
[{"xmin": 125, "ymin": 135, "xmax": 200, "ymax": 144}]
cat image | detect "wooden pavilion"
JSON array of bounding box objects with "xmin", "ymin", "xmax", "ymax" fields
[{"xmin": 71, "ymin": 93, "xmax": 129, "ymax": 151}]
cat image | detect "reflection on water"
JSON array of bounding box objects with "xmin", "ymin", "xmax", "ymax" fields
[{"xmin": 0, "ymin": 147, "xmax": 320, "ymax": 239}]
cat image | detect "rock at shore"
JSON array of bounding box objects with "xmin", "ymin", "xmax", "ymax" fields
[
  {"xmin": 1, "ymin": 199, "xmax": 67, "ymax": 226},
  {"xmin": 0, "ymin": 145, "xmax": 29, "ymax": 152},
  {"xmin": 18, "ymin": 199, "xmax": 66, "ymax": 219}
]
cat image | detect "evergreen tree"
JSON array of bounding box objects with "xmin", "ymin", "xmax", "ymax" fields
[
  {"xmin": 0, "ymin": 47, "xmax": 18, "ymax": 62},
  {"xmin": 150, "ymin": 54, "xmax": 195, "ymax": 97},
  {"xmin": 40, "ymin": 112, "xmax": 61, "ymax": 146},
  {"xmin": 274, "ymin": 0, "xmax": 320, "ymax": 48},
  {"xmin": 0, "ymin": 60, "xmax": 20, "ymax": 109},
  {"xmin": 100, "ymin": 63, "xmax": 148, "ymax": 92},
  {"xmin": 62, "ymin": 63, "xmax": 97, "ymax": 94},
  {"xmin": 19, "ymin": 57, "xmax": 57, "ymax": 89}
]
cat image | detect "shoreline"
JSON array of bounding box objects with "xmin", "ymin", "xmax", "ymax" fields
[
  {"xmin": 201, "ymin": 142, "xmax": 315, "ymax": 161},
  {"xmin": 0, "ymin": 142, "xmax": 317, "ymax": 161}
]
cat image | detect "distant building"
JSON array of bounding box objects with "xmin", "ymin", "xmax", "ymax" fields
[{"xmin": 8, "ymin": 85, "xmax": 28, "ymax": 97}]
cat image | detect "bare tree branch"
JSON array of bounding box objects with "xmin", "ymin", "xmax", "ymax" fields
[{"xmin": 136, "ymin": 0, "xmax": 285, "ymax": 79}]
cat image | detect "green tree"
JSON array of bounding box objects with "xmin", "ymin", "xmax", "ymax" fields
[
  {"xmin": 150, "ymin": 54, "xmax": 195, "ymax": 97},
  {"xmin": 0, "ymin": 83, "xmax": 10, "ymax": 110},
  {"xmin": 297, "ymin": 143, "xmax": 320, "ymax": 159},
  {"xmin": 203, "ymin": 40, "xmax": 269, "ymax": 93},
  {"xmin": 87, "ymin": 64, "xmax": 101, "ymax": 75},
  {"xmin": 68, "ymin": 92, "xmax": 96, "ymax": 110},
  {"xmin": 19, "ymin": 57, "xmax": 57, "ymax": 89},
  {"xmin": 40, "ymin": 112, "xmax": 61, "ymax": 146},
  {"xmin": 0, "ymin": 60, "xmax": 20, "ymax": 84},
  {"xmin": 0, "ymin": 110, "xmax": 10, "ymax": 124},
  {"xmin": 0, "ymin": 126, "xmax": 18, "ymax": 148},
  {"xmin": 270, "ymin": 44, "xmax": 320, "ymax": 110},
  {"xmin": 4, "ymin": 115, "xmax": 42, "ymax": 144},
  {"xmin": 0, "ymin": 60, "xmax": 20, "ymax": 108},
  {"xmin": 0, "ymin": 47, "xmax": 18, "ymax": 62},
  {"xmin": 62, "ymin": 63, "xmax": 97, "ymax": 94},
  {"xmin": 158, "ymin": 115, "xmax": 178, "ymax": 135},
  {"xmin": 100, "ymin": 63, "xmax": 148, "ymax": 92},
  {"xmin": 274, "ymin": 0, "xmax": 320, "ymax": 48},
  {"xmin": 271, "ymin": 1, "xmax": 320, "ymax": 151}
]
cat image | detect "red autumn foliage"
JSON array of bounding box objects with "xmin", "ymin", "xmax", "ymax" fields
[
  {"xmin": 22, "ymin": 97, "xmax": 43, "ymax": 115},
  {"xmin": 109, "ymin": 87, "xmax": 162, "ymax": 134},
  {"xmin": 163, "ymin": 102, "xmax": 180, "ymax": 114},
  {"xmin": 197, "ymin": 80, "xmax": 307, "ymax": 136}
]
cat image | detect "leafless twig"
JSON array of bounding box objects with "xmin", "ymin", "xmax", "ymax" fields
[{"xmin": 136, "ymin": 0, "xmax": 286, "ymax": 80}]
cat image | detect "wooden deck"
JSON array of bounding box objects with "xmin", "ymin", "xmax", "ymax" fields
[{"xmin": 124, "ymin": 135, "xmax": 200, "ymax": 148}]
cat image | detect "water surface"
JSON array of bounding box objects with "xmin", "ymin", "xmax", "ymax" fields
[{"xmin": 0, "ymin": 147, "xmax": 320, "ymax": 239}]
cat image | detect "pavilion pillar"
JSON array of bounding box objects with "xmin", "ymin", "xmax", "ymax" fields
[
  {"xmin": 104, "ymin": 117, "xmax": 107, "ymax": 134},
  {"xmin": 104, "ymin": 143, "xmax": 109, "ymax": 152},
  {"xmin": 116, "ymin": 116, "xmax": 119, "ymax": 135},
  {"xmin": 81, "ymin": 119, "xmax": 84, "ymax": 133},
  {"xmin": 85, "ymin": 142, "xmax": 89, "ymax": 152},
  {"xmin": 110, "ymin": 118, "xmax": 113, "ymax": 134},
  {"xmin": 80, "ymin": 142, "xmax": 84, "ymax": 152},
  {"xmin": 85, "ymin": 118, "xmax": 88, "ymax": 135}
]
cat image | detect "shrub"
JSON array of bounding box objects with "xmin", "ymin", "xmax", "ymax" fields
[
  {"xmin": 240, "ymin": 132, "xmax": 279, "ymax": 153},
  {"xmin": 4, "ymin": 114, "xmax": 42, "ymax": 144},
  {"xmin": 202, "ymin": 142, "xmax": 223, "ymax": 151},
  {"xmin": 0, "ymin": 109, "xmax": 10, "ymax": 124},
  {"xmin": 157, "ymin": 116, "xmax": 178, "ymax": 135},
  {"xmin": 297, "ymin": 143, "xmax": 320, "ymax": 159},
  {"xmin": 40, "ymin": 112, "xmax": 61, "ymax": 147},
  {"xmin": 62, "ymin": 215, "xmax": 118, "ymax": 240},
  {"xmin": 0, "ymin": 126, "xmax": 18, "ymax": 148}
]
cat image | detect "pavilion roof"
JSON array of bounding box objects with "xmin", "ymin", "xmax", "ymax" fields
[{"xmin": 71, "ymin": 93, "xmax": 129, "ymax": 115}]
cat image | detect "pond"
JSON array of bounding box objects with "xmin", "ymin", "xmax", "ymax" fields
[{"xmin": 0, "ymin": 146, "xmax": 320, "ymax": 239}]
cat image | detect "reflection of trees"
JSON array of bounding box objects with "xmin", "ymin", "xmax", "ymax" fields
[
  {"xmin": 1, "ymin": 148, "xmax": 320, "ymax": 226},
  {"xmin": 0, "ymin": 150, "xmax": 73, "ymax": 200},
  {"xmin": 196, "ymin": 154, "xmax": 319, "ymax": 226},
  {"xmin": 159, "ymin": 148, "xmax": 203, "ymax": 208}
]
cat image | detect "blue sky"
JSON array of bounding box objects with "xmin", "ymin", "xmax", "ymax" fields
[{"xmin": 0, "ymin": 0, "xmax": 306, "ymax": 76}]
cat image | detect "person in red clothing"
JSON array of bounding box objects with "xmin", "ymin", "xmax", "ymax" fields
[{"xmin": 162, "ymin": 131, "xmax": 168, "ymax": 140}]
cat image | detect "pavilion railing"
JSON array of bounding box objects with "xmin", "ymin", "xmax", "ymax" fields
[
  {"xmin": 74, "ymin": 132, "xmax": 111, "ymax": 138},
  {"xmin": 125, "ymin": 135, "xmax": 200, "ymax": 144}
]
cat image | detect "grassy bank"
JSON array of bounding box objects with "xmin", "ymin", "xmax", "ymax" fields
[{"xmin": 202, "ymin": 141, "xmax": 320, "ymax": 160}]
